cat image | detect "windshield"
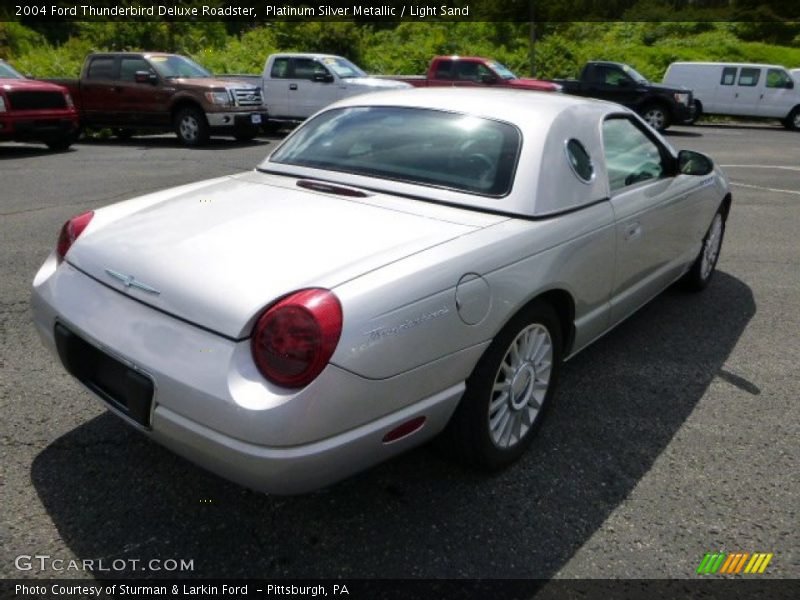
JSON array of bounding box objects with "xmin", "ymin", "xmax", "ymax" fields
[
  {"xmin": 489, "ymin": 61, "xmax": 517, "ymax": 80},
  {"xmin": 148, "ymin": 55, "xmax": 211, "ymax": 79},
  {"xmin": 318, "ymin": 56, "xmax": 366, "ymax": 79},
  {"xmin": 268, "ymin": 106, "xmax": 520, "ymax": 197},
  {"xmin": 622, "ymin": 64, "xmax": 649, "ymax": 84},
  {"xmin": 0, "ymin": 61, "xmax": 24, "ymax": 79}
]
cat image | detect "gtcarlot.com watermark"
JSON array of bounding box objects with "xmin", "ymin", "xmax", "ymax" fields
[{"xmin": 14, "ymin": 554, "xmax": 194, "ymax": 573}]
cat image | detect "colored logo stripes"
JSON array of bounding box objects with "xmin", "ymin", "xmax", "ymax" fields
[{"xmin": 696, "ymin": 552, "xmax": 773, "ymax": 574}]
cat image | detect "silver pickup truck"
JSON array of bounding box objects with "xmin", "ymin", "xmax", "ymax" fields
[{"xmin": 261, "ymin": 53, "xmax": 410, "ymax": 129}]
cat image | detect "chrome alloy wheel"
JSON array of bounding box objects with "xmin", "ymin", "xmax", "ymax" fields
[
  {"xmin": 179, "ymin": 115, "xmax": 200, "ymax": 143},
  {"xmin": 488, "ymin": 323, "xmax": 553, "ymax": 449},
  {"xmin": 643, "ymin": 107, "xmax": 666, "ymax": 130},
  {"xmin": 793, "ymin": 111, "xmax": 800, "ymax": 129},
  {"xmin": 701, "ymin": 213, "xmax": 724, "ymax": 280}
]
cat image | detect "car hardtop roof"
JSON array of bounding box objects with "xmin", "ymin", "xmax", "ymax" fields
[
  {"xmin": 271, "ymin": 53, "xmax": 347, "ymax": 60},
  {"xmin": 87, "ymin": 51, "xmax": 182, "ymax": 58},
  {"xmin": 329, "ymin": 87, "xmax": 625, "ymax": 122},
  {"xmin": 669, "ymin": 61, "xmax": 787, "ymax": 69}
]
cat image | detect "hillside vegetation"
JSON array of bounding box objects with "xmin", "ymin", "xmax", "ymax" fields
[{"xmin": 2, "ymin": 21, "xmax": 799, "ymax": 82}]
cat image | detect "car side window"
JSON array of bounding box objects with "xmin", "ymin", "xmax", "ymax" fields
[
  {"xmin": 599, "ymin": 67, "xmax": 628, "ymax": 87},
  {"xmin": 766, "ymin": 69, "xmax": 793, "ymax": 89},
  {"xmin": 87, "ymin": 57, "xmax": 115, "ymax": 80},
  {"xmin": 119, "ymin": 58, "xmax": 153, "ymax": 82},
  {"xmin": 602, "ymin": 117, "xmax": 667, "ymax": 193},
  {"xmin": 270, "ymin": 58, "xmax": 290, "ymax": 79},
  {"xmin": 738, "ymin": 68, "xmax": 760, "ymax": 87},
  {"xmin": 720, "ymin": 66, "xmax": 737, "ymax": 85},
  {"xmin": 293, "ymin": 59, "xmax": 329, "ymax": 81},
  {"xmin": 434, "ymin": 60, "xmax": 454, "ymax": 80},
  {"xmin": 456, "ymin": 61, "xmax": 480, "ymax": 82}
]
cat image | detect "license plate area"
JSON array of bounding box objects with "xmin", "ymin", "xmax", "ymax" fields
[
  {"xmin": 54, "ymin": 323, "xmax": 154, "ymax": 427},
  {"xmin": 251, "ymin": 114, "xmax": 262, "ymax": 124}
]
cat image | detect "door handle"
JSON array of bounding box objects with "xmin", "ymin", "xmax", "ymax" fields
[
  {"xmin": 289, "ymin": 83, "xmax": 298, "ymax": 90},
  {"xmin": 625, "ymin": 222, "xmax": 642, "ymax": 241}
]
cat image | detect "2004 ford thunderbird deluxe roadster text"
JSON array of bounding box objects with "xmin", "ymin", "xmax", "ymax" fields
[{"xmin": 32, "ymin": 89, "xmax": 731, "ymax": 494}]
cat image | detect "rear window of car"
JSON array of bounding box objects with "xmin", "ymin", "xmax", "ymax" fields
[{"xmin": 269, "ymin": 106, "xmax": 521, "ymax": 197}]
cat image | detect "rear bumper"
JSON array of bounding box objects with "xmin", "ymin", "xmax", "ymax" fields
[
  {"xmin": 150, "ymin": 383, "xmax": 462, "ymax": 494},
  {"xmin": 31, "ymin": 256, "xmax": 468, "ymax": 494}
]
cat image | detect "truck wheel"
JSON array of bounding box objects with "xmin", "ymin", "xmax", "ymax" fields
[
  {"xmin": 46, "ymin": 137, "xmax": 73, "ymax": 152},
  {"xmin": 688, "ymin": 100, "xmax": 702, "ymax": 125},
  {"xmin": 112, "ymin": 128, "xmax": 134, "ymax": 140},
  {"xmin": 783, "ymin": 107, "xmax": 800, "ymax": 131},
  {"xmin": 262, "ymin": 121, "xmax": 283, "ymax": 135},
  {"xmin": 174, "ymin": 107, "xmax": 209, "ymax": 146},
  {"xmin": 234, "ymin": 129, "xmax": 258, "ymax": 142},
  {"xmin": 640, "ymin": 103, "xmax": 671, "ymax": 131}
]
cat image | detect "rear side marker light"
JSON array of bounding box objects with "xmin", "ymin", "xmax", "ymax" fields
[{"xmin": 383, "ymin": 416, "xmax": 426, "ymax": 443}]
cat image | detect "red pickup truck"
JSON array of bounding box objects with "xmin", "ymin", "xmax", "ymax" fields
[
  {"xmin": 48, "ymin": 52, "xmax": 267, "ymax": 146},
  {"xmin": 389, "ymin": 56, "xmax": 560, "ymax": 92},
  {"xmin": 0, "ymin": 59, "xmax": 79, "ymax": 151}
]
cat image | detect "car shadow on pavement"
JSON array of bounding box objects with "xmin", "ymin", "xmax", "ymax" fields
[
  {"xmin": 0, "ymin": 145, "xmax": 76, "ymax": 159},
  {"xmin": 30, "ymin": 271, "xmax": 755, "ymax": 579},
  {"xmin": 78, "ymin": 136, "xmax": 275, "ymax": 150}
]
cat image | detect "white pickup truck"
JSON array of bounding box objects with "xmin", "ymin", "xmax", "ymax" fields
[{"xmin": 261, "ymin": 53, "xmax": 410, "ymax": 128}]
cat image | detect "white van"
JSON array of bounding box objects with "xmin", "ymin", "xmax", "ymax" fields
[{"xmin": 663, "ymin": 62, "xmax": 800, "ymax": 130}]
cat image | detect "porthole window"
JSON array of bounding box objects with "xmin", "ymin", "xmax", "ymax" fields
[{"xmin": 565, "ymin": 139, "xmax": 594, "ymax": 183}]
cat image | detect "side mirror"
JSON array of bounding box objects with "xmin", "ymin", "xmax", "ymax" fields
[
  {"xmin": 480, "ymin": 73, "xmax": 498, "ymax": 84},
  {"xmin": 617, "ymin": 78, "xmax": 632, "ymax": 88},
  {"xmin": 786, "ymin": 80, "xmax": 794, "ymax": 89},
  {"xmin": 313, "ymin": 73, "xmax": 334, "ymax": 83},
  {"xmin": 678, "ymin": 150, "xmax": 714, "ymax": 176},
  {"xmin": 134, "ymin": 71, "xmax": 157, "ymax": 84}
]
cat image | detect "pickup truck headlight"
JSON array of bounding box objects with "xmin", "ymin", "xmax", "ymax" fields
[
  {"xmin": 673, "ymin": 92, "xmax": 690, "ymax": 106},
  {"xmin": 0, "ymin": 95, "xmax": 6, "ymax": 113},
  {"xmin": 204, "ymin": 91, "xmax": 232, "ymax": 106}
]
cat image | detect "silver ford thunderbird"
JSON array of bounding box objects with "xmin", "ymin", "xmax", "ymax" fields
[{"xmin": 31, "ymin": 89, "xmax": 730, "ymax": 494}]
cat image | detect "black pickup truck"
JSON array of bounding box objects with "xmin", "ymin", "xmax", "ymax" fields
[{"xmin": 552, "ymin": 61, "xmax": 694, "ymax": 131}]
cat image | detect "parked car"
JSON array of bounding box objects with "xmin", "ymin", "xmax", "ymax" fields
[
  {"xmin": 553, "ymin": 61, "xmax": 694, "ymax": 131},
  {"xmin": 386, "ymin": 55, "xmax": 560, "ymax": 92},
  {"xmin": 47, "ymin": 52, "xmax": 267, "ymax": 145},
  {"xmin": 664, "ymin": 62, "xmax": 800, "ymax": 130},
  {"xmin": 261, "ymin": 53, "xmax": 409, "ymax": 129},
  {"xmin": 0, "ymin": 59, "xmax": 79, "ymax": 151},
  {"xmin": 32, "ymin": 89, "xmax": 731, "ymax": 494}
]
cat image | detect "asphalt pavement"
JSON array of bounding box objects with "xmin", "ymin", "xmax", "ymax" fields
[{"xmin": 1, "ymin": 124, "xmax": 798, "ymax": 582}]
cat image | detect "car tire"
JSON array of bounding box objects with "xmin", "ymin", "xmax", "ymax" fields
[
  {"xmin": 782, "ymin": 106, "xmax": 800, "ymax": 131},
  {"xmin": 688, "ymin": 100, "xmax": 702, "ymax": 125},
  {"xmin": 112, "ymin": 128, "xmax": 134, "ymax": 140},
  {"xmin": 682, "ymin": 209, "xmax": 726, "ymax": 292},
  {"xmin": 262, "ymin": 121, "xmax": 283, "ymax": 135},
  {"xmin": 46, "ymin": 137, "xmax": 72, "ymax": 152},
  {"xmin": 234, "ymin": 129, "xmax": 258, "ymax": 142},
  {"xmin": 640, "ymin": 102, "xmax": 672, "ymax": 131},
  {"xmin": 174, "ymin": 106, "xmax": 210, "ymax": 146},
  {"xmin": 443, "ymin": 300, "xmax": 563, "ymax": 470}
]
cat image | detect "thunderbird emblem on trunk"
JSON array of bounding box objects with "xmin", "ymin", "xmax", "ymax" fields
[{"xmin": 105, "ymin": 269, "xmax": 161, "ymax": 295}]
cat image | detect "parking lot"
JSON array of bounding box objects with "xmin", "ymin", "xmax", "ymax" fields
[{"xmin": 1, "ymin": 123, "xmax": 798, "ymax": 580}]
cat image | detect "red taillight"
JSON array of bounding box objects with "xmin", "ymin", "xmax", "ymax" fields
[
  {"xmin": 251, "ymin": 289, "xmax": 343, "ymax": 388},
  {"xmin": 56, "ymin": 210, "xmax": 94, "ymax": 260}
]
